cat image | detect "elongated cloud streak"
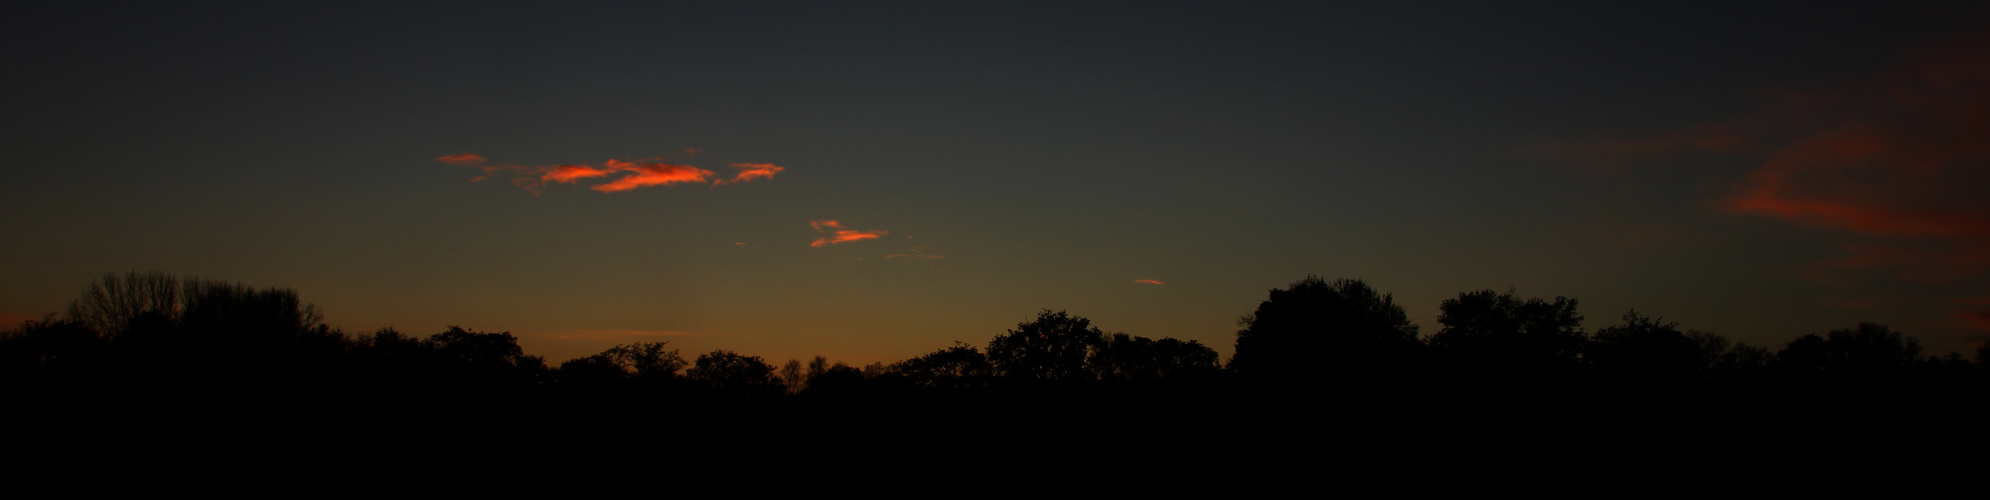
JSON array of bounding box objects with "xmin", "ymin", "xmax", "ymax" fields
[
  {"xmin": 809, "ymin": 220, "xmax": 843, "ymax": 232},
  {"xmin": 1134, "ymin": 279, "xmax": 1165, "ymax": 285},
  {"xmin": 437, "ymin": 153, "xmax": 487, "ymax": 166},
  {"xmin": 811, "ymin": 229, "xmax": 889, "ymax": 247},
  {"xmin": 720, "ymin": 163, "xmax": 785, "ymax": 185},
  {"xmin": 439, "ymin": 153, "xmax": 783, "ymax": 195},
  {"xmin": 591, "ymin": 159, "xmax": 715, "ymax": 192}
]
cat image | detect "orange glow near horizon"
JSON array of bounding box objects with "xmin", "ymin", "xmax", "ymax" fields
[{"xmin": 1134, "ymin": 279, "xmax": 1165, "ymax": 285}]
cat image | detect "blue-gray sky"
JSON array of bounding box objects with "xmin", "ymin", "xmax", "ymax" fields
[{"xmin": 6, "ymin": 1, "xmax": 1989, "ymax": 364}]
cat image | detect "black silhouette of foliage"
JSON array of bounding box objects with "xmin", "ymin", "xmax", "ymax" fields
[
  {"xmin": 1778, "ymin": 323, "xmax": 1924, "ymax": 378},
  {"xmin": 1092, "ymin": 333, "xmax": 1219, "ymax": 382},
  {"xmin": 688, "ymin": 350, "xmax": 783, "ymax": 395},
  {"xmin": 987, "ymin": 310, "xmax": 1105, "ymax": 382},
  {"xmin": 1231, "ymin": 276, "xmax": 1420, "ymax": 382},
  {"xmin": 1588, "ymin": 311, "xmax": 1701, "ymax": 381},
  {"xmin": 1430, "ymin": 289, "xmax": 1585, "ymax": 371},
  {"xmin": 889, "ymin": 343, "xmax": 995, "ymax": 390},
  {"xmin": 65, "ymin": 271, "xmax": 323, "ymax": 341},
  {"xmin": 65, "ymin": 271, "xmax": 185, "ymax": 335}
]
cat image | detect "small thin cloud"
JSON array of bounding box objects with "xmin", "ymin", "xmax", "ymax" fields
[
  {"xmin": 811, "ymin": 229, "xmax": 888, "ymax": 247},
  {"xmin": 810, "ymin": 220, "xmax": 843, "ymax": 232},
  {"xmin": 718, "ymin": 163, "xmax": 785, "ymax": 185},
  {"xmin": 437, "ymin": 153, "xmax": 487, "ymax": 166},
  {"xmin": 734, "ymin": 242, "xmax": 746, "ymax": 246},
  {"xmin": 1134, "ymin": 279, "xmax": 1166, "ymax": 285},
  {"xmin": 439, "ymin": 153, "xmax": 782, "ymax": 195}
]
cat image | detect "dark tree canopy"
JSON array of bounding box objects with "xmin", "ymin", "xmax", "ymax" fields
[
  {"xmin": 1230, "ymin": 276, "xmax": 1420, "ymax": 381},
  {"xmin": 1429, "ymin": 289, "xmax": 1585, "ymax": 370},
  {"xmin": 1588, "ymin": 311, "xmax": 1701, "ymax": 382},
  {"xmin": 987, "ymin": 310, "xmax": 1105, "ymax": 382},
  {"xmin": 1092, "ymin": 333, "xmax": 1220, "ymax": 382},
  {"xmin": 688, "ymin": 350, "xmax": 783, "ymax": 395},
  {"xmin": 1778, "ymin": 323, "xmax": 1924, "ymax": 378},
  {"xmin": 890, "ymin": 344, "xmax": 994, "ymax": 390}
]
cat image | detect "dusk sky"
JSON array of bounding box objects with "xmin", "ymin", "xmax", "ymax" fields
[{"xmin": 6, "ymin": 1, "xmax": 1989, "ymax": 365}]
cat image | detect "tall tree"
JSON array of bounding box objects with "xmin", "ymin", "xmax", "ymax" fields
[
  {"xmin": 1429, "ymin": 289, "xmax": 1585, "ymax": 373},
  {"xmin": 1231, "ymin": 276, "xmax": 1420, "ymax": 383},
  {"xmin": 987, "ymin": 310, "xmax": 1105, "ymax": 382}
]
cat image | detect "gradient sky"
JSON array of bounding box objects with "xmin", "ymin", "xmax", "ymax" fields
[{"xmin": 6, "ymin": 1, "xmax": 1989, "ymax": 365}]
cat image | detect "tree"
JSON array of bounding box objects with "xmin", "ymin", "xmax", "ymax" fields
[
  {"xmin": 890, "ymin": 343, "xmax": 995, "ymax": 390},
  {"xmin": 1587, "ymin": 310, "xmax": 1700, "ymax": 381},
  {"xmin": 987, "ymin": 310, "xmax": 1105, "ymax": 382},
  {"xmin": 687, "ymin": 350, "xmax": 783, "ymax": 395},
  {"xmin": 1777, "ymin": 323, "xmax": 1924, "ymax": 379},
  {"xmin": 1230, "ymin": 276, "xmax": 1420, "ymax": 382},
  {"xmin": 1429, "ymin": 289, "xmax": 1585, "ymax": 372},
  {"xmin": 1092, "ymin": 333, "xmax": 1219, "ymax": 382},
  {"xmin": 65, "ymin": 271, "xmax": 184, "ymax": 335}
]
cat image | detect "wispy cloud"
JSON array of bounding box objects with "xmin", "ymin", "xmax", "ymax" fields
[
  {"xmin": 1134, "ymin": 279, "xmax": 1165, "ymax": 285},
  {"xmin": 590, "ymin": 159, "xmax": 715, "ymax": 192},
  {"xmin": 437, "ymin": 153, "xmax": 487, "ymax": 166},
  {"xmin": 809, "ymin": 220, "xmax": 843, "ymax": 232},
  {"xmin": 811, "ymin": 229, "xmax": 889, "ymax": 247},
  {"xmin": 719, "ymin": 163, "xmax": 785, "ymax": 185},
  {"xmin": 439, "ymin": 153, "xmax": 783, "ymax": 195}
]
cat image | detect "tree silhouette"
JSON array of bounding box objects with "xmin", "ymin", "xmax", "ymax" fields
[
  {"xmin": 889, "ymin": 343, "xmax": 995, "ymax": 390},
  {"xmin": 1092, "ymin": 333, "xmax": 1219, "ymax": 382},
  {"xmin": 1230, "ymin": 276, "xmax": 1420, "ymax": 384},
  {"xmin": 987, "ymin": 310, "xmax": 1105, "ymax": 382},
  {"xmin": 1429, "ymin": 289, "xmax": 1584, "ymax": 375},
  {"xmin": 1588, "ymin": 310, "xmax": 1700, "ymax": 382},
  {"xmin": 688, "ymin": 350, "xmax": 783, "ymax": 396},
  {"xmin": 1778, "ymin": 323, "xmax": 1924, "ymax": 380}
]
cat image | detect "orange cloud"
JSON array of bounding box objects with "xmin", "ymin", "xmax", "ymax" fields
[
  {"xmin": 440, "ymin": 153, "xmax": 778, "ymax": 195},
  {"xmin": 811, "ymin": 229, "xmax": 889, "ymax": 247},
  {"xmin": 719, "ymin": 163, "xmax": 785, "ymax": 185},
  {"xmin": 542, "ymin": 164, "xmax": 615, "ymax": 184},
  {"xmin": 591, "ymin": 160, "xmax": 715, "ymax": 192},
  {"xmin": 810, "ymin": 220, "xmax": 843, "ymax": 232},
  {"xmin": 1134, "ymin": 279, "xmax": 1165, "ymax": 285},
  {"xmin": 437, "ymin": 153, "xmax": 487, "ymax": 166}
]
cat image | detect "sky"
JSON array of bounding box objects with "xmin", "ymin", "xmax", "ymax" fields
[{"xmin": 5, "ymin": 1, "xmax": 1989, "ymax": 365}]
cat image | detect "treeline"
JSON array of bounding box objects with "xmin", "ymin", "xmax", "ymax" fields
[{"xmin": 6, "ymin": 272, "xmax": 1989, "ymax": 413}]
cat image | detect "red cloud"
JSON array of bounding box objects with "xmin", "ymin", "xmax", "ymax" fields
[
  {"xmin": 1551, "ymin": 35, "xmax": 1990, "ymax": 282},
  {"xmin": 542, "ymin": 165, "xmax": 615, "ymax": 184},
  {"xmin": 591, "ymin": 159, "xmax": 715, "ymax": 192},
  {"xmin": 440, "ymin": 153, "xmax": 778, "ymax": 195},
  {"xmin": 1134, "ymin": 279, "xmax": 1165, "ymax": 285},
  {"xmin": 437, "ymin": 153, "xmax": 487, "ymax": 166},
  {"xmin": 811, "ymin": 229, "xmax": 888, "ymax": 247},
  {"xmin": 810, "ymin": 220, "xmax": 843, "ymax": 232},
  {"xmin": 719, "ymin": 163, "xmax": 785, "ymax": 185}
]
